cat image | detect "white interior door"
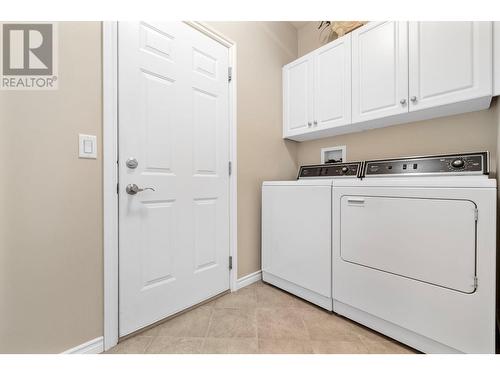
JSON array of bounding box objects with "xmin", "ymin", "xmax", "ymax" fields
[
  {"xmin": 351, "ymin": 21, "xmax": 408, "ymax": 123},
  {"xmin": 118, "ymin": 21, "xmax": 230, "ymax": 336},
  {"xmin": 283, "ymin": 54, "xmax": 313, "ymax": 136},
  {"xmin": 408, "ymin": 22, "xmax": 492, "ymax": 111},
  {"xmin": 313, "ymin": 34, "xmax": 351, "ymax": 130}
]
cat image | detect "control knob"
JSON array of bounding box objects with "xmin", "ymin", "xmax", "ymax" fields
[
  {"xmin": 341, "ymin": 166, "xmax": 349, "ymax": 174},
  {"xmin": 451, "ymin": 159, "xmax": 465, "ymax": 169}
]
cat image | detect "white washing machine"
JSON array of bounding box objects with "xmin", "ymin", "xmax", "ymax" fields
[
  {"xmin": 262, "ymin": 162, "xmax": 362, "ymax": 310},
  {"xmin": 332, "ymin": 152, "xmax": 496, "ymax": 353}
]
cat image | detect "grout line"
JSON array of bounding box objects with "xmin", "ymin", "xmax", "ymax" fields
[{"xmin": 143, "ymin": 336, "xmax": 154, "ymax": 354}]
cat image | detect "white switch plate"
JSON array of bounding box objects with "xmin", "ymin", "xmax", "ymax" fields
[{"xmin": 79, "ymin": 134, "xmax": 97, "ymax": 159}]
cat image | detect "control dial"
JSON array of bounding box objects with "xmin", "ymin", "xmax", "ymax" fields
[
  {"xmin": 341, "ymin": 166, "xmax": 349, "ymax": 174},
  {"xmin": 451, "ymin": 158, "xmax": 465, "ymax": 169}
]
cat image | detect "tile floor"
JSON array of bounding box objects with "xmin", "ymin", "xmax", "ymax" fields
[{"xmin": 106, "ymin": 281, "xmax": 418, "ymax": 354}]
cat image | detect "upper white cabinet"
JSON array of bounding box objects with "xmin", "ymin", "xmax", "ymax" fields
[
  {"xmin": 283, "ymin": 21, "xmax": 493, "ymax": 142},
  {"xmin": 283, "ymin": 54, "xmax": 313, "ymax": 137},
  {"xmin": 408, "ymin": 22, "xmax": 492, "ymax": 111},
  {"xmin": 314, "ymin": 35, "xmax": 352, "ymax": 130},
  {"xmin": 352, "ymin": 22, "xmax": 408, "ymax": 123},
  {"xmin": 283, "ymin": 35, "xmax": 351, "ymax": 139}
]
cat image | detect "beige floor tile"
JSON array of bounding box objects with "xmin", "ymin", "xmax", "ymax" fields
[
  {"xmin": 291, "ymin": 296, "xmax": 329, "ymax": 313},
  {"xmin": 247, "ymin": 281, "xmax": 266, "ymax": 289},
  {"xmin": 207, "ymin": 308, "xmax": 257, "ymax": 338},
  {"xmin": 214, "ymin": 286, "xmax": 257, "ymax": 309},
  {"xmin": 105, "ymin": 336, "xmax": 153, "ymax": 354},
  {"xmin": 256, "ymin": 284, "xmax": 298, "ymax": 308},
  {"xmin": 201, "ymin": 338, "xmax": 258, "ymax": 354},
  {"xmin": 346, "ymin": 321, "xmax": 393, "ymax": 343},
  {"xmin": 108, "ymin": 282, "xmax": 417, "ymax": 355},
  {"xmin": 256, "ymin": 308, "xmax": 309, "ymax": 339},
  {"xmin": 145, "ymin": 337, "xmax": 204, "ymax": 354},
  {"xmin": 139, "ymin": 305, "xmax": 213, "ymax": 338},
  {"xmin": 347, "ymin": 320, "xmax": 417, "ymax": 353},
  {"xmin": 362, "ymin": 338, "xmax": 417, "ymax": 354},
  {"xmin": 310, "ymin": 339, "xmax": 369, "ymax": 354},
  {"xmin": 301, "ymin": 310, "xmax": 361, "ymax": 341},
  {"xmin": 258, "ymin": 339, "xmax": 314, "ymax": 354}
]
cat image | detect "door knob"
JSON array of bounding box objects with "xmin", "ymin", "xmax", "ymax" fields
[
  {"xmin": 308, "ymin": 122, "xmax": 312, "ymax": 127},
  {"xmin": 313, "ymin": 120, "xmax": 318, "ymax": 126},
  {"xmin": 400, "ymin": 98, "xmax": 407, "ymax": 105},
  {"xmin": 410, "ymin": 96, "xmax": 417, "ymax": 102},
  {"xmin": 126, "ymin": 157, "xmax": 138, "ymax": 169},
  {"xmin": 126, "ymin": 184, "xmax": 156, "ymax": 195}
]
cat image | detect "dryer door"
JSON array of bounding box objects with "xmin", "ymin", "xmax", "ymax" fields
[{"xmin": 340, "ymin": 195, "xmax": 477, "ymax": 293}]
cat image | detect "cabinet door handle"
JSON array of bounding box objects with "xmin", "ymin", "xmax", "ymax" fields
[
  {"xmin": 410, "ymin": 96, "xmax": 417, "ymax": 102},
  {"xmin": 313, "ymin": 120, "xmax": 318, "ymax": 126},
  {"xmin": 308, "ymin": 122, "xmax": 312, "ymax": 127},
  {"xmin": 400, "ymin": 98, "xmax": 407, "ymax": 105}
]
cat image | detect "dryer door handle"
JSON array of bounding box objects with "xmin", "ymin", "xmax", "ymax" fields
[{"xmin": 346, "ymin": 197, "xmax": 365, "ymax": 205}]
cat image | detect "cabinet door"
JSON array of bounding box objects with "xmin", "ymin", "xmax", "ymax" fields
[
  {"xmin": 283, "ymin": 54, "xmax": 313, "ymax": 137},
  {"xmin": 352, "ymin": 21, "xmax": 408, "ymax": 123},
  {"xmin": 409, "ymin": 22, "xmax": 492, "ymax": 111},
  {"xmin": 313, "ymin": 34, "xmax": 351, "ymax": 130},
  {"xmin": 493, "ymin": 22, "xmax": 499, "ymax": 96}
]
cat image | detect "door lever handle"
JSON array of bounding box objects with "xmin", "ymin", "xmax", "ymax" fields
[{"xmin": 126, "ymin": 184, "xmax": 156, "ymax": 195}]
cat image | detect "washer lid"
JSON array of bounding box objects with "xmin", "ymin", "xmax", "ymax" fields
[{"xmin": 263, "ymin": 179, "xmax": 333, "ymax": 187}]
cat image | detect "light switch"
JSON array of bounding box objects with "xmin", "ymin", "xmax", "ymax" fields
[{"xmin": 79, "ymin": 134, "xmax": 97, "ymax": 159}]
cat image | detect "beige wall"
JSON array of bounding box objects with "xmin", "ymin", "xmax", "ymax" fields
[
  {"xmin": 297, "ymin": 104, "xmax": 498, "ymax": 173},
  {"xmin": 0, "ymin": 21, "xmax": 299, "ymax": 352},
  {"xmin": 297, "ymin": 22, "xmax": 327, "ymax": 56},
  {"xmin": 207, "ymin": 22, "xmax": 299, "ymax": 277},
  {"xmin": 0, "ymin": 22, "xmax": 103, "ymax": 353}
]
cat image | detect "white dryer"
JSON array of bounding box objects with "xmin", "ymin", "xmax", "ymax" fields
[
  {"xmin": 332, "ymin": 152, "xmax": 496, "ymax": 353},
  {"xmin": 262, "ymin": 162, "xmax": 362, "ymax": 310}
]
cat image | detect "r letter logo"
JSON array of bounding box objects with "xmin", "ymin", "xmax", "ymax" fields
[{"xmin": 1, "ymin": 22, "xmax": 58, "ymax": 90}]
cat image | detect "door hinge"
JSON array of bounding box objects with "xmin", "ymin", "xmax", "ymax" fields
[
  {"xmin": 228, "ymin": 161, "xmax": 232, "ymax": 176},
  {"xmin": 228, "ymin": 66, "xmax": 232, "ymax": 82},
  {"xmin": 116, "ymin": 183, "xmax": 119, "ymax": 194},
  {"xmin": 473, "ymin": 276, "xmax": 478, "ymax": 289},
  {"xmin": 229, "ymin": 256, "xmax": 233, "ymax": 270},
  {"xmin": 474, "ymin": 208, "xmax": 478, "ymax": 221}
]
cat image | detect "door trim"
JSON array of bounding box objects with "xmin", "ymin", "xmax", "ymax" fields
[{"xmin": 102, "ymin": 21, "xmax": 238, "ymax": 351}]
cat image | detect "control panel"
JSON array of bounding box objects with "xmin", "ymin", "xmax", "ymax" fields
[
  {"xmin": 364, "ymin": 152, "xmax": 488, "ymax": 177},
  {"xmin": 298, "ymin": 162, "xmax": 362, "ymax": 179}
]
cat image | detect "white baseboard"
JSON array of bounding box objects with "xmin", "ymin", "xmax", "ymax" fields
[
  {"xmin": 62, "ymin": 336, "xmax": 104, "ymax": 354},
  {"xmin": 236, "ymin": 270, "xmax": 262, "ymax": 290}
]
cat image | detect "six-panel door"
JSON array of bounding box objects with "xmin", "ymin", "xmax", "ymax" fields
[
  {"xmin": 351, "ymin": 21, "xmax": 409, "ymax": 123},
  {"xmin": 408, "ymin": 22, "xmax": 492, "ymax": 111},
  {"xmin": 118, "ymin": 21, "xmax": 231, "ymax": 336}
]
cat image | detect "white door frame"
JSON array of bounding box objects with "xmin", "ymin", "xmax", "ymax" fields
[{"xmin": 102, "ymin": 21, "xmax": 238, "ymax": 351}]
